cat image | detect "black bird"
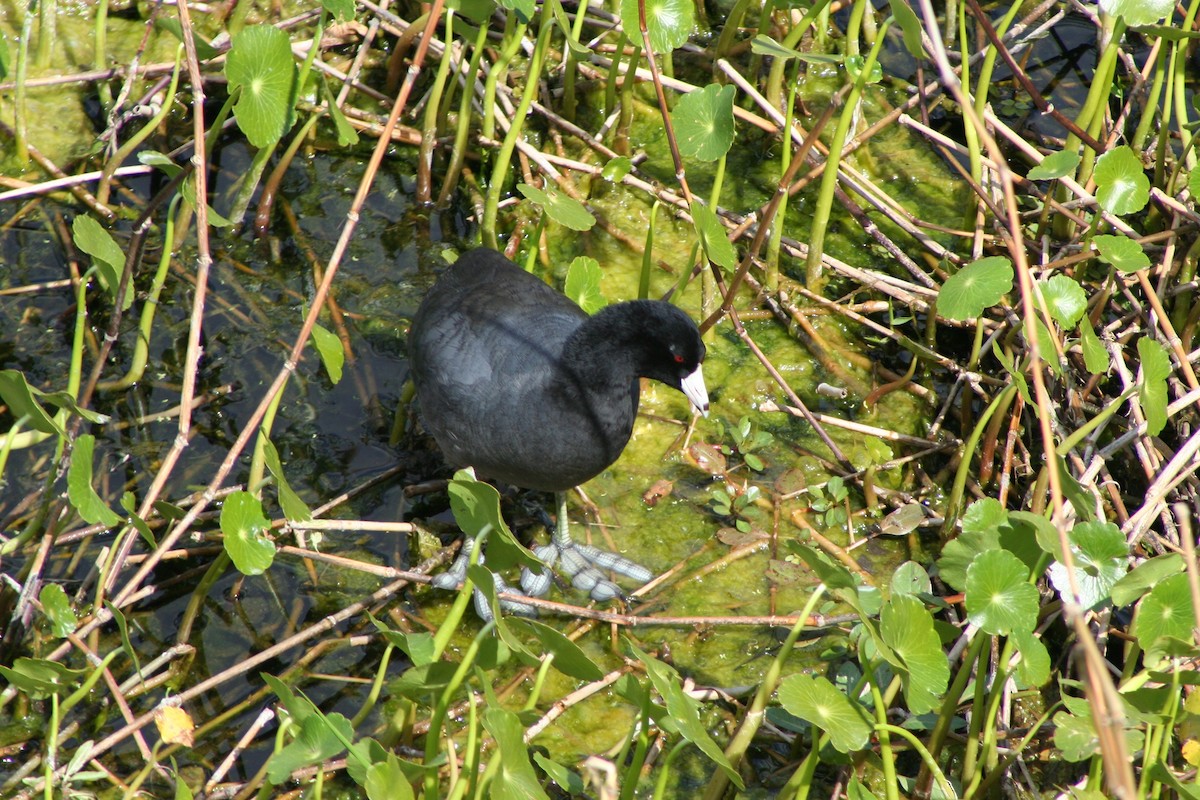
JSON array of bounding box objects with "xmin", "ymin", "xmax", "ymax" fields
[{"xmin": 409, "ymin": 247, "xmax": 709, "ymax": 614}]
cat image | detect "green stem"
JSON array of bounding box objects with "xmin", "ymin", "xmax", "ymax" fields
[
  {"xmin": 924, "ymin": 629, "xmax": 987, "ymax": 766},
  {"xmin": 351, "ymin": 644, "xmax": 394, "ymax": 728},
  {"xmin": 44, "ymin": 691, "xmax": 58, "ymax": 800},
  {"xmin": 1055, "ymin": 387, "xmax": 1136, "ymax": 455},
  {"xmin": 60, "ymin": 650, "xmax": 120, "ymax": 715},
  {"xmin": 778, "ymin": 744, "xmax": 819, "ymax": 798},
  {"xmin": 618, "ymin": 720, "xmax": 652, "ymax": 800},
  {"xmin": 482, "ymin": 16, "xmax": 526, "ymax": 142},
  {"xmin": 805, "ymin": 19, "xmax": 891, "ymax": 286},
  {"xmin": 562, "ymin": 0, "xmax": 588, "ymax": 122},
  {"xmin": 639, "ymin": 202, "xmax": 658, "ymax": 299},
  {"xmin": 432, "ymin": 536, "xmax": 485, "ymax": 661},
  {"xmin": 94, "ymin": 0, "xmax": 112, "ymax": 111},
  {"xmin": 437, "ymin": 22, "xmax": 489, "ymax": 208},
  {"xmin": 615, "ymin": 35, "xmax": 637, "ymax": 155},
  {"xmin": 458, "ymin": 689, "xmax": 479, "ymax": 800},
  {"xmin": 956, "ymin": 3, "xmax": 981, "ymax": 189},
  {"xmin": 417, "ymin": 10, "xmax": 456, "ymax": 203},
  {"xmin": 701, "ymin": 586, "xmax": 827, "ymax": 800},
  {"xmin": 1169, "ymin": 0, "xmax": 1200, "ymax": 168},
  {"xmin": 941, "ymin": 383, "xmax": 1017, "ymax": 538},
  {"xmin": 650, "ymin": 739, "xmax": 691, "ymax": 800},
  {"xmin": 0, "ymin": 416, "xmax": 27, "ymax": 493},
  {"xmin": 878, "ymin": 723, "xmax": 957, "ymax": 799},
  {"xmin": 604, "ymin": 33, "xmax": 627, "ymax": 122},
  {"xmin": 423, "ymin": 621, "xmax": 496, "ymax": 799},
  {"xmin": 869, "ymin": 672, "xmax": 900, "ymax": 800},
  {"xmin": 764, "ymin": 0, "xmax": 832, "ymax": 110},
  {"xmin": 1071, "ymin": 16, "xmax": 1125, "ymax": 188},
  {"xmin": 98, "ymin": 202, "xmax": 182, "ymax": 392},
  {"xmin": 13, "ymin": 3, "xmax": 32, "ymax": 167},
  {"xmin": 968, "ymin": 700, "xmax": 1061, "ymax": 798},
  {"xmin": 35, "ymin": 0, "xmax": 53, "ymax": 68},
  {"xmin": 844, "ymin": 0, "xmax": 865, "ymax": 58},
  {"xmin": 248, "ymin": 375, "xmax": 289, "ymax": 496},
  {"xmin": 765, "ymin": 70, "xmax": 797, "ymax": 292},
  {"xmin": 714, "ymin": 0, "xmax": 753, "ymax": 60},
  {"xmin": 483, "ymin": 7, "xmax": 553, "ymax": 246},
  {"xmin": 175, "ymin": 551, "xmax": 231, "ymax": 647},
  {"xmin": 1131, "ymin": 44, "xmax": 1167, "ymax": 153}
]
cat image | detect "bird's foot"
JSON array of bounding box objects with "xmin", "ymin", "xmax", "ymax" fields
[
  {"xmin": 431, "ymin": 540, "xmax": 538, "ymax": 620},
  {"xmin": 520, "ymin": 540, "xmax": 652, "ymax": 602}
]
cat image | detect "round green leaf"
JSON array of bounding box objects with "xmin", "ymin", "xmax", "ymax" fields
[
  {"xmin": 777, "ymin": 673, "xmax": 872, "ymax": 753},
  {"xmin": 620, "ymin": 0, "xmax": 694, "ymax": 53},
  {"xmin": 1003, "ymin": 510, "xmax": 1059, "ymax": 570},
  {"xmin": 939, "ymin": 533, "xmax": 997, "ymax": 593},
  {"xmin": 1093, "ymin": 234, "xmax": 1151, "ymax": 273},
  {"xmin": 964, "ymin": 549, "xmax": 1039, "ymax": 635},
  {"xmin": 220, "ymin": 490, "xmax": 276, "ymax": 575},
  {"xmin": 1053, "ymin": 709, "xmax": 1100, "ymax": 761},
  {"xmin": 962, "ymin": 497, "xmax": 1008, "ymax": 534},
  {"xmin": 1132, "ymin": 572, "xmax": 1195, "ymax": 667},
  {"xmin": 564, "ymin": 256, "xmax": 607, "ymax": 314},
  {"xmin": 881, "ymin": 594, "xmax": 949, "ymax": 714},
  {"xmin": 1046, "ymin": 521, "xmax": 1129, "ymax": 610},
  {"xmin": 1027, "ymin": 150, "xmax": 1080, "ymax": 181},
  {"xmin": 1094, "ymin": 146, "xmax": 1150, "ymax": 216},
  {"xmin": 938, "ymin": 256, "xmax": 1013, "ymax": 321},
  {"xmin": 1098, "ymin": 0, "xmax": 1172, "ymax": 25},
  {"xmin": 673, "ymin": 84, "xmax": 736, "ymax": 162},
  {"xmin": 225, "ymin": 25, "xmax": 298, "ymax": 148},
  {"xmin": 366, "ymin": 755, "xmax": 415, "ymax": 800},
  {"xmin": 1040, "ymin": 274, "xmax": 1087, "ymax": 328},
  {"xmin": 845, "ymin": 55, "xmax": 882, "ymax": 84},
  {"xmin": 497, "ymin": 0, "xmax": 535, "ymax": 22},
  {"xmin": 1011, "ymin": 628, "xmax": 1051, "ymax": 687},
  {"xmin": 601, "ymin": 156, "xmax": 633, "ymax": 182},
  {"xmin": 889, "ymin": 560, "xmax": 931, "ymax": 596}
]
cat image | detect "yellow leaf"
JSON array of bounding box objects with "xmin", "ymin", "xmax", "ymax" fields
[
  {"xmin": 155, "ymin": 705, "xmax": 196, "ymax": 747},
  {"xmin": 1182, "ymin": 738, "xmax": 1200, "ymax": 768}
]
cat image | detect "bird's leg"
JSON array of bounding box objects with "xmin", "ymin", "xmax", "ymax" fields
[
  {"xmin": 519, "ymin": 492, "xmax": 653, "ymax": 602},
  {"xmin": 431, "ymin": 537, "xmax": 538, "ymax": 618}
]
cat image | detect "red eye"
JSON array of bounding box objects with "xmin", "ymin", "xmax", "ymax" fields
[{"xmin": 673, "ymin": 354, "xmax": 684, "ymax": 364}]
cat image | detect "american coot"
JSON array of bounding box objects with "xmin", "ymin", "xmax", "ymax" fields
[{"xmin": 409, "ymin": 247, "xmax": 709, "ymax": 614}]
